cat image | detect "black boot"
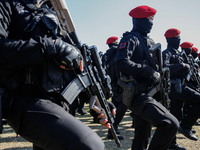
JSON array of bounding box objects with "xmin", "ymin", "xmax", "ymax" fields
[
  {"xmin": 77, "ymin": 109, "xmax": 88, "ymax": 115},
  {"xmin": 168, "ymin": 144, "xmax": 186, "ymax": 150},
  {"xmin": 107, "ymin": 128, "xmax": 124, "ymax": 140},
  {"xmin": 194, "ymin": 120, "xmax": 200, "ymax": 126},
  {"xmin": 178, "ymin": 126, "xmax": 198, "ymax": 141}
]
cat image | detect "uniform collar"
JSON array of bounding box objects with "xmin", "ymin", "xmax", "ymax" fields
[{"xmin": 168, "ymin": 47, "xmax": 180, "ymax": 55}]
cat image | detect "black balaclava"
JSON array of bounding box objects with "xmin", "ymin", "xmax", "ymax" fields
[
  {"xmin": 182, "ymin": 48, "xmax": 192, "ymax": 56},
  {"xmin": 131, "ymin": 18, "xmax": 153, "ymax": 36},
  {"xmin": 191, "ymin": 52, "xmax": 198, "ymax": 59},
  {"xmin": 108, "ymin": 43, "xmax": 118, "ymax": 48},
  {"xmin": 166, "ymin": 36, "xmax": 181, "ymax": 50}
]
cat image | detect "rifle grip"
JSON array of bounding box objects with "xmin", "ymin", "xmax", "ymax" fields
[{"xmin": 89, "ymin": 96, "xmax": 107, "ymax": 120}]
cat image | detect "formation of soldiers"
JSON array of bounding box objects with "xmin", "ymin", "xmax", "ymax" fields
[
  {"xmin": 0, "ymin": 1, "xmax": 200, "ymax": 150},
  {"xmin": 99, "ymin": 7, "xmax": 200, "ymax": 150}
]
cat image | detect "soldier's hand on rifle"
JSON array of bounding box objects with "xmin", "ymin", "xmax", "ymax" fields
[
  {"xmin": 151, "ymin": 70, "xmax": 160, "ymax": 84},
  {"xmin": 141, "ymin": 65, "xmax": 160, "ymax": 84},
  {"xmin": 52, "ymin": 39, "xmax": 83, "ymax": 71},
  {"xmin": 90, "ymin": 101, "xmax": 116, "ymax": 129},
  {"xmin": 182, "ymin": 63, "xmax": 190, "ymax": 71},
  {"xmin": 99, "ymin": 101, "xmax": 116, "ymax": 129}
]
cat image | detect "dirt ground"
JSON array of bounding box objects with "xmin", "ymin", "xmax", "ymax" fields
[{"xmin": 0, "ymin": 104, "xmax": 200, "ymax": 150}]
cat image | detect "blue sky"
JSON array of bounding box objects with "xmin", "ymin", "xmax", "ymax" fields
[{"xmin": 66, "ymin": 0, "xmax": 200, "ymax": 53}]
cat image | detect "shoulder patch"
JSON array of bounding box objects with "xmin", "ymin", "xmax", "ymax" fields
[{"xmin": 119, "ymin": 43, "xmax": 126, "ymax": 49}]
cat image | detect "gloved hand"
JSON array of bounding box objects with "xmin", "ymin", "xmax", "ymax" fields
[
  {"xmin": 53, "ymin": 39, "xmax": 83, "ymax": 70},
  {"xmin": 141, "ymin": 65, "xmax": 160, "ymax": 84},
  {"xmin": 151, "ymin": 70, "xmax": 161, "ymax": 84},
  {"xmin": 182, "ymin": 63, "xmax": 190, "ymax": 74},
  {"xmin": 90, "ymin": 101, "xmax": 116, "ymax": 129},
  {"xmin": 183, "ymin": 63, "xmax": 190, "ymax": 71}
]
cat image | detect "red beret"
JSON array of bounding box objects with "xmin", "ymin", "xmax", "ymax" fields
[
  {"xmin": 164, "ymin": 28, "xmax": 181, "ymax": 38},
  {"xmin": 191, "ymin": 47, "xmax": 198, "ymax": 53},
  {"xmin": 106, "ymin": 36, "xmax": 118, "ymax": 44},
  {"xmin": 180, "ymin": 42, "xmax": 194, "ymax": 48},
  {"xmin": 129, "ymin": 5, "xmax": 157, "ymax": 18}
]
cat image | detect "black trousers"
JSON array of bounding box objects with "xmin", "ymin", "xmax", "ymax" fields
[
  {"xmin": 170, "ymin": 85, "xmax": 200, "ymax": 129},
  {"xmin": 112, "ymin": 94, "xmax": 127, "ymax": 126},
  {"xmin": 169, "ymin": 84, "xmax": 200, "ymax": 144},
  {"xmin": 128, "ymin": 93, "xmax": 179, "ymax": 150},
  {"xmin": 7, "ymin": 92, "xmax": 104, "ymax": 150},
  {"xmin": 108, "ymin": 94, "xmax": 127, "ymax": 135}
]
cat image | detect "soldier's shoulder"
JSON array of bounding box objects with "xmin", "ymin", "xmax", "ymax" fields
[{"xmin": 119, "ymin": 33, "xmax": 138, "ymax": 46}]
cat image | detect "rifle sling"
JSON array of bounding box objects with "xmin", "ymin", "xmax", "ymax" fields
[{"xmin": 132, "ymin": 32, "xmax": 157, "ymax": 71}]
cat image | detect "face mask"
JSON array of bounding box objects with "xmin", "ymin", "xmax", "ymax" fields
[
  {"xmin": 166, "ymin": 36, "xmax": 181, "ymax": 50},
  {"xmin": 183, "ymin": 48, "xmax": 192, "ymax": 56},
  {"xmin": 132, "ymin": 18, "xmax": 153, "ymax": 35}
]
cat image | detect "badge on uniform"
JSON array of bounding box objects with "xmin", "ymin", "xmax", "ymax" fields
[{"xmin": 119, "ymin": 43, "xmax": 126, "ymax": 49}]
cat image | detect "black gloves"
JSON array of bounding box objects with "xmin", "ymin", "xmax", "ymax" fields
[
  {"xmin": 90, "ymin": 101, "xmax": 116, "ymax": 122},
  {"xmin": 183, "ymin": 63, "xmax": 190, "ymax": 72},
  {"xmin": 151, "ymin": 70, "xmax": 161, "ymax": 84},
  {"xmin": 142, "ymin": 65, "xmax": 160, "ymax": 84},
  {"xmin": 53, "ymin": 39, "xmax": 82, "ymax": 70}
]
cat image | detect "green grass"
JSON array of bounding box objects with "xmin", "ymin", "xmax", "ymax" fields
[{"xmin": 0, "ymin": 104, "xmax": 200, "ymax": 150}]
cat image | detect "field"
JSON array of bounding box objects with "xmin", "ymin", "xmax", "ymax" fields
[{"xmin": 0, "ymin": 104, "xmax": 200, "ymax": 150}]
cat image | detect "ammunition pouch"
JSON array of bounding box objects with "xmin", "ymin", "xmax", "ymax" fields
[{"xmin": 117, "ymin": 77, "xmax": 137, "ymax": 107}]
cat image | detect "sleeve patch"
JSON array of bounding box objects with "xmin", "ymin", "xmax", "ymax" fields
[{"xmin": 119, "ymin": 43, "xmax": 126, "ymax": 49}]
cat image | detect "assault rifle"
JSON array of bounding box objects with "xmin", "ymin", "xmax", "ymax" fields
[
  {"xmin": 148, "ymin": 43, "xmax": 171, "ymax": 109},
  {"xmin": 180, "ymin": 50, "xmax": 200, "ymax": 88},
  {"xmin": 34, "ymin": 0, "xmax": 120, "ymax": 147}
]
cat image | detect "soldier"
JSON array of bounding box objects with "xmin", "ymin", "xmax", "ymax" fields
[
  {"xmin": 162, "ymin": 28, "xmax": 200, "ymax": 150},
  {"xmin": 0, "ymin": 0, "xmax": 115, "ymax": 150},
  {"xmin": 191, "ymin": 47, "xmax": 199, "ymax": 59},
  {"xmin": 116, "ymin": 5, "xmax": 179, "ymax": 150},
  {"xmin": 180, "ymin": 42, "xmax": 194, "ymax": 55},
  {"xmin": 180, "ymin": 43, "xmax": 200, "ymax": 127},
  {"xmin": 103, "ymin": 36, "xmax": 127, "ymax": 140}
]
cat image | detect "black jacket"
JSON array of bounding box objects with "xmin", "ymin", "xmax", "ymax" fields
[
  {"xmin": 0, "ymin": 0, "xmax": 75, "ymax": 91},
  {"xmin": 116, "ymin": 31, "xmax": 156, "ymax": 83},
  {"xmin": 103, "ymin": 43, "xmax": 121, "ymax": 95},
  {"xmin": 1, "ymin": 0, "xmax": 75, "ymax": 132},
  {"xmin": 162, "ymin": 47, "xmax": 187, "ymax": 79}
]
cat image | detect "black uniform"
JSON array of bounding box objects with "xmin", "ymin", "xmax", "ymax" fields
[
  {"xmin": 162, "ymin": 47, "xmax": 200, "ymax": 143},
  {"xmin": 103, "ymin": 43, "xmax": 127, "ymax": 136},
  {"xmin": 0, "ymin": 0, "xmax": 104, "ymax": 150},
  {"xmin": 116, "ymin": 18, "xmax": 179, "ymax": 149}
]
